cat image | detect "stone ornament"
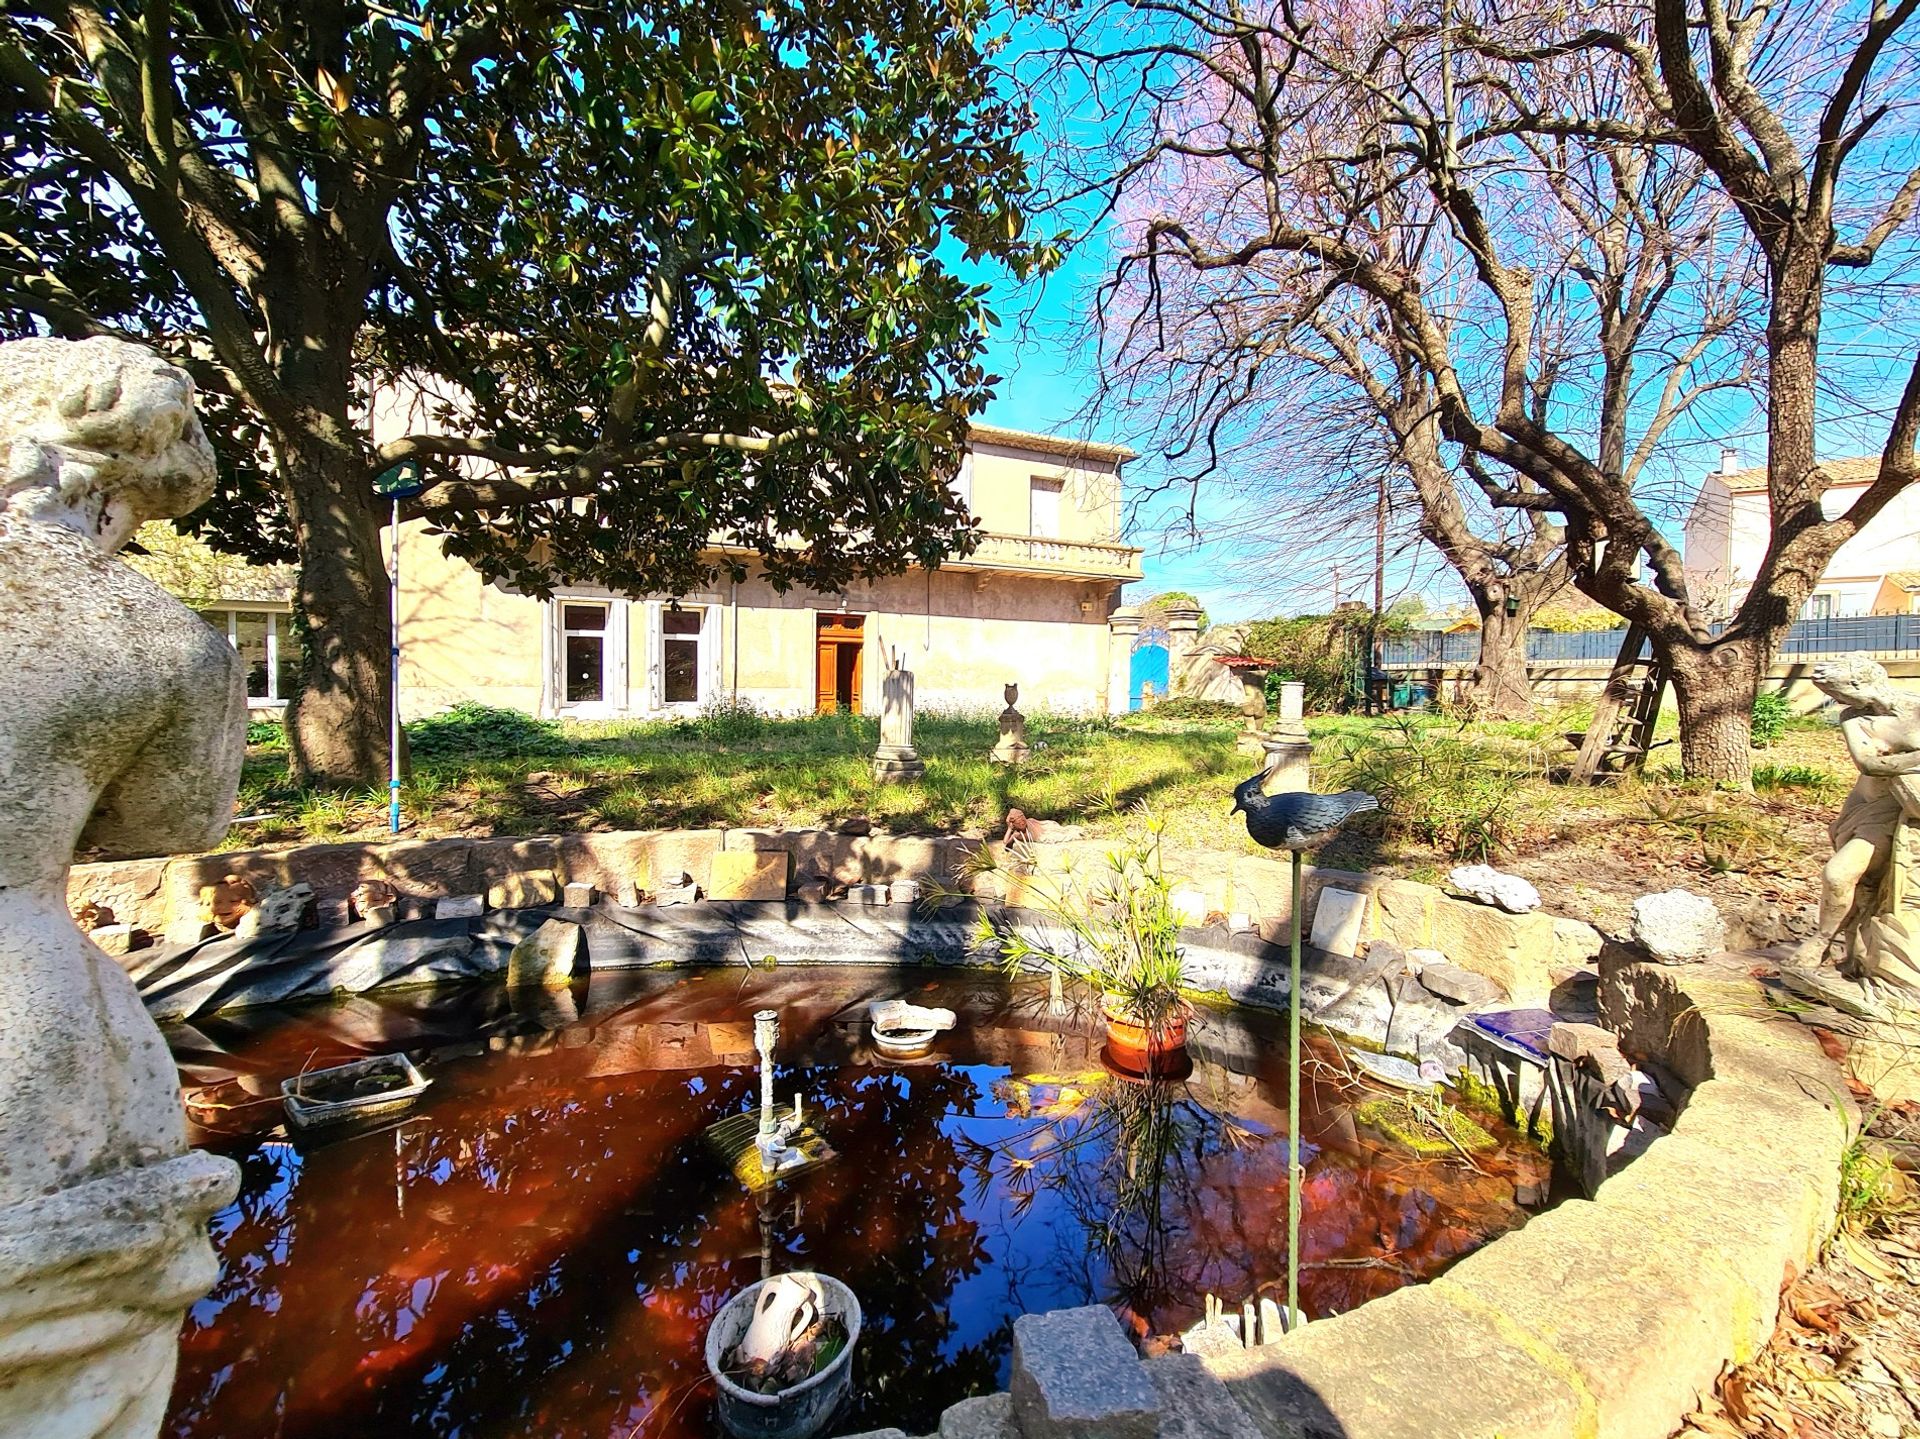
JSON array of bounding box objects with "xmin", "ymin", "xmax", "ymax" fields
[
  {"xmin": 1629, "ymin": 888, "xmax": 1727, "ymax": 964},
  {"xmin": 872, "ymin": 647, "xmax": 925, "ymax": 782},
  {"xmin": 0, "ymin": 337, "xmax": 244, "ymax": 1438},
  {"xmin": 1448, "ymin": 864, "xmax": 1542, "ymax": 915},
  {"xmin": 1793, "ymin": 657, "xmax": 1920, "ymax": 1001},
  {"xmin": 991, "ymin": 682, "xmax": 1030, "ymax": 765}
]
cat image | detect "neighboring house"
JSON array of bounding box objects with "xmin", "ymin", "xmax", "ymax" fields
[
  {"xmin": 145, "ymin": 421, "xmax": 1144, "ymax": 720},
  {"xmin": 1683, "ymin": 452, "xmax": 1920, "ymax": 619}
]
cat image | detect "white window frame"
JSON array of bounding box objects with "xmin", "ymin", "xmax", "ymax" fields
[
  {"xmin": 555, "ymin": 597, "xmax": 624, "ymax": 716},
  {"xmin": 1806, "ymin": 592, "xmax": 1837, "ymax": 620},
  {"xmin": 205, "ymin": 606, "xmax": 293, "ymax": 706},
  {"xmin": 649, "ymin": 602, "xmax": 714, "ymax": 713},
  {"xmin": 1030, "ymin": 475, "xmax": 1064, "ymax": 539}
]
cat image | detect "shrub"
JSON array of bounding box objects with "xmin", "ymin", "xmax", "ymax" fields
[
  {"xmin": 1242, "ymin": 613, "xmax": 1365, "ymax": 712},
  {"xmin": 1140, "ymin": 698, "xmax": 1242, "ymax": 722},
  {"xmin": 1320, "ymin": 716, "xmax": 1533, "ymax": 862},
  {"xmin": 245, "ymin": 718, "xmax": 285, "ymax": 749},
  {"xmin": 677, "ymin": 695, "xmax": 772, "ymax": 744},
  {"xmin": 407, "ymin": 703, "xmax": 564, "ymax": 759},
  {"xmin": 1750, "ymin": 689, "xmax": 1791, "ymax": 748}
]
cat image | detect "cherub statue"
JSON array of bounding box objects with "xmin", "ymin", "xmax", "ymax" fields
[
  {"xmin": 1789, "ymin": 656, "xmax": 1920, "ymax": 973},
  {"xmin": 0, "ymin": 337, "xmax": 244, "ymax": 1436}
]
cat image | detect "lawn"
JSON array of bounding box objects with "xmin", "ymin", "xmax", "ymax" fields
[{"xmin": 229, "ymin": 699, "xmax": 1853, "ymax": 945}]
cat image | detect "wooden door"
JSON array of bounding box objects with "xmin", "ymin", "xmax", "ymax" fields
[{"xmin": 815, "ymin": 614, "xmax": 864, "ymax": 713}]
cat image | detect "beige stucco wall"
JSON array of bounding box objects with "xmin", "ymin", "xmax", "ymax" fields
[
  {"xmin": 963, "ymin": 440, "xmax": 1122, "ymax": 543},
  {"xmin": 393, "ymin": 521, "xmax": 1118, "ymax": 719}
]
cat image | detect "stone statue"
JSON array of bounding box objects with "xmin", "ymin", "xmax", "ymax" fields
[
  {"xmin": 1790, "ymin": 656, "xmax": 1920, "ymax": 998},
  {"xmin": 991, "ymin": 681, "xmax": 1030, "ymax": 765},
  {"xmin": 0, "ymin": 337, "xmax": 245, "ymax": 1436},
  {"xmin": 872, "ymin": 646, "xmax": 925, "ymax": 782}
]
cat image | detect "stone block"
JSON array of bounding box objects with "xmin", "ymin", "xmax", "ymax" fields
[
  {"xmin": 722, "ymin": 828, "xmax": 952, "ymax": 887},
  {"xmin": 1429, "ymin": 897, "xmax": 1559, "ymax": 1006},
  {"xmin": 1010, "ymin": 1305, "xmax": 1159, "ymax": 1439},
  {"xmin": 707, "ymin": 850, "xmax": 790, "ymax": 901},
  {"xmin": 435, "ymin": 894, "xmax": 485, "ymax": 920},
  {"xmin": 1145, "ymin": 1353, "xmax": 1264, "ymax": 1439},
  {"xmin": 1630, "ymin": 888, "xmax": 1726, "ymax": 963},
  {"xmin": 888, "ymin": 879, "xmax": 923, "ymax": 905},
  {"xmin": 67, "ymin": 855, "xmax": 169, "ymax": 934},
  {"xmin": 1416, "ymin": 960, "xmax": 1506, "ymax": 1008},
  {"xmin": 487, "ymin": 869, "xmax": 559, "ymax": 910},
  {"xmin": 795, "ymin": 878, "xmax": 830, "ymax": 904},
  {"xmin": 1370, "ymin": 879, "xmax": 1437, "ymax": 949},
  {"xmin": 234, "ymin": 882, "xmax": 316, "ymax": 938},
  {"xmin": 937, "ymin": 1392, "xmax": 1016, "ymax": 1439},
  {"xmin": 654, "ymin": 882, "xmax": 701, "ymax": 906},
  {"xmin": 90, "ymin": 923, "xmax": 135, "ymax": 956},
  {"xmin": 508, "ymin": 917, "xmax": 582, "ymax": 988},
  {"xmin": 1309, "ymin": 887, "xmax": 1369, "ymax": 957},
  {"xmin": 562, "ymin": 880, "xmax": 597, "ymax": 908},
  {"xmin": 845, "ymin": 883, "xmax": 889, "ymax": 905}
]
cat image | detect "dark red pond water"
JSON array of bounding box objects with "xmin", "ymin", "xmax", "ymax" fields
[{"xmin": 163, "ymin": 969, "xmax": 1549, "ymax": 1439}]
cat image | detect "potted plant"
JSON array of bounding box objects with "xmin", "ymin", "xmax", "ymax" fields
[{"xmin": 973, "ymin": 818, "xmax": 1194, "ymax": 1074}]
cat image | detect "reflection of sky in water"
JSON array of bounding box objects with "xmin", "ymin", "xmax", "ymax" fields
[{"xmin": 165, "ymin": 972, "xmax": 1546, "ymax": 1439}]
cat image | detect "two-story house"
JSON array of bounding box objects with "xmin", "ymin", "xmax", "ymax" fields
[
  {"xmin": 145, "ymin": 422, "xmax": 1145, "ymax": 720},
  {"xmin": 1684, "ymin": 451, "xmax": 1920, "ymax": 619}
]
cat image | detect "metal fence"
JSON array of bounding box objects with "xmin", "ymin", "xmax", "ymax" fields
[{"xmin": 1380, "ymin": 612, "xmax": 1920, "ymax": 668}]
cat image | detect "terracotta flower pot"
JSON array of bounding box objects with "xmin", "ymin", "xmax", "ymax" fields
[{"xmin": 1101, "ymin": 992, "xmax": 1190, "ymax": 1075}]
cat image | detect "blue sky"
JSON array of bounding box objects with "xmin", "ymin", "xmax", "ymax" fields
[{"xmin": 962, "ymin": 26, "xmax": 1920, "ymax": 627}]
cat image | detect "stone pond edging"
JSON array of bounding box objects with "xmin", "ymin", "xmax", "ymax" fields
[
  {"xmin": 71, "ymin": 829, "xmax": 1846, "ymax": 1439},
  {"xmin": 71, "ymin": 825, "xmax": 1600, "ymax": 1006}
]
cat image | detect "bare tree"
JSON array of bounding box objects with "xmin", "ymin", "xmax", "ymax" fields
[{"xmin": 1037, "ymin": 0, "xmax": 1920, "ymax": 781}]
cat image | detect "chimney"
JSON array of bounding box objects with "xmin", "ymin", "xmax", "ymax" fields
[{"xmin": 1720, "ymin": 446, "xmax": 1739, "ymax": 476}]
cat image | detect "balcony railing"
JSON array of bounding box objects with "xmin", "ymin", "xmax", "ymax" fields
[{"xmin": 954, "ymin": 531, "xmax": 1145, "ymax": 580}]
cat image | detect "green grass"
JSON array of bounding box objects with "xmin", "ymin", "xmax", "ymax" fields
[{"xmin": 223, "ymin": 707, "xmax": 1248, "ymax": 848}]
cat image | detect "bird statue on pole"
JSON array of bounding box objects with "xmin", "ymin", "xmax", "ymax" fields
[
  {"xmin": 1231, "ymin": 772, "xmax": 1379, "ymax": 850},
  {"xmin": 1230, "ymin": 767, "xmax": 1377, "ymax": 1339}
]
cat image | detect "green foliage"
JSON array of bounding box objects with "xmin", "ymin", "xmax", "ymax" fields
[
  {"xmin": 1321, "ymin": 716, "xmax": 1531, "ymax": 862},
  {"xmin": 965, "ymin": 819, "xmax": 1191, "ymax": 1031},
  {"xmin": 1242, "ymin": 613, "xmax": 1364, "ymax": 712},
  {"xmin": 245, "ymin": 719, "xmax": 286, "ymax": 749},
  {"xmin": 1141, "ymin": 591, "xmax": 1209, "ymax": 630},
  {"xmin": 1138, "ymin": 698, "xmax": 1242, "ymax": 722},
  {"xmin": 1836, "ymin": 1122, "xmax": 1916, "ymax": 1237},
  {"xmin": 3, "ymin": 0, "xmax": 1052, "ymax": 594},
  {"xmin": 406, "ymin": 704, "xmax": 564, "ymax": 760},
  {"xmin": 1752, "ymin": 762, "xmax": 1845, "ymax": 800},
  {"xmin": 1751, "ymin": 689, "xmax": 1792, "ymax": 748},
  {"xmin": 1529, "ymin": 604, "xmax": 1623, "ymax": 633}
]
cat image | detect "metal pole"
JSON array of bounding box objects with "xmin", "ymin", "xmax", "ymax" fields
[
  {"xmin": 755, "ymin": 1009, "xmax": 778, "ymax": 1139},
  {"xmin": 389, "ymin": 494, "xmax": 403, "ymax": 833},
  {"xmin": 1288, "ymin": 846, "xmax": 1304, "ymax": 1331}
]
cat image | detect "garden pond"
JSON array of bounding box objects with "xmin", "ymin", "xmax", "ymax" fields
[{"xmin": 162, "ymin": 968, "xmax": 1552, "ymax": 1439}]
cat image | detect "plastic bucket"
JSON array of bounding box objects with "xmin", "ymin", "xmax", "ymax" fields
[{"xmin": 705, "ymin": 1274, "xmax": 862, "ymax": 1439}]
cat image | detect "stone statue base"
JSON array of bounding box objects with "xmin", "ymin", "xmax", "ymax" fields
[
  {"xmin": 872, "ymin": 745, "xmax": 925, "ymax": 782},
  {"xmin": 0, "ymin": 1150, "xmax": 236, "ymax": 1438},
  {"xmin": 1261, "ymin": 736, "xmax": 1312, "ymax": 794}
]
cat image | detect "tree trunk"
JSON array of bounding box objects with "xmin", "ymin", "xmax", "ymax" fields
[
  {"xmin": 1462, "ymin": 583, "xmax": 1538, "ymax": 719},
  {"xmin": 1664, "ymin": 637, "xmax": 1763, "ymax": 788},
  {"xmin": 282, "ymin": 440, "xmax": 392, "ymax": 789}
]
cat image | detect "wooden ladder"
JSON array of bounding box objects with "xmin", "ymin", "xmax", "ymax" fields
[{"xmin": 1570, "ymin": 625, "xmax": 1669, "ymax": 783}]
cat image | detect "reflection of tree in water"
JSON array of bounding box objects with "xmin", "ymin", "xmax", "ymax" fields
[{"xmin": 167, "ymin": 1033, "xmax": 1004, "ymax": 1439}]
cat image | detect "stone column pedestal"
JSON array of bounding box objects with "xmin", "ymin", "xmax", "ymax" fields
[
  {"xmin": 1261, "ymin": 737, "xmax": 1313, "ymax": 793},
  {"xmin": 1107, "ymin": 605, "xmax": 1142, "ymax": 716},
  {"xmin": 873, "ymin": 665, "xmax": 925, "ymax": 782},
  {"xmin": 1162, "ymin": 604, "xmax": 1204, "ymax": 695}
]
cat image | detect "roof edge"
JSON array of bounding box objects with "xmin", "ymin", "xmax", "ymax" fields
[{"xmin": 967, "ymin": 420, "xmax": 1136, "ymax": 464}]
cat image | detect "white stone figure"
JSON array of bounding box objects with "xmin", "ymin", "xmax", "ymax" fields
[
  {"xmin": 0, "ymin": 337, "xmax": 245, "ymax": 1438},
  {"xmin": 871, "ymin": 647, "xmax": 925, "ymax": 782}
]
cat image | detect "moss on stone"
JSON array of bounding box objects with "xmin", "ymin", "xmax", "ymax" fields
[{"xmin": 1356, "ymin": 1095, "xmax": 1499, "ymax": 1156}]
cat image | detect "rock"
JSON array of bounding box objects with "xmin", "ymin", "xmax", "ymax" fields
[
  {"xmin": 1417, "ymin": 960, "xmax": 1506, "ymax": 1008},
  {"xmin": 0, "ymin": 336, "xmax": 244, "ymax": 1436},
  {"xmin": 1257, "ymin": 1297, "xmax": 1287, "ymax": 1346},
  {"xmin": 1227, "ymin": 912, "xmax": 1255, "ymax": 935},
  {"xmin": 888, "ymin": 879, "xmax": 923, "ymax": 905},
  {"xmin": 199, "ymin": 873, "xmax": 256, "ymax": 931},
  {"xmin": 1630, "ymin": 888, "xmax": 1726, "ymax": 962},
  {"xmin": 507, "ymin": 917, "xmax": 582, "ymax": 988},
  {"xmin": 1025, "ymin": 819, "xmax": 1085, "ymax": 843},
  {"xmin": 707, "ymin": 851, "xmax": 790, "ymax": 901},
  {"xmin": 362, "ymin": 904, "xmax": 397, "ymax": 929},
  {"xmin": 654, "ymin": 882, "xmax": 701, "ymax": 906},
  {"xmin": 870, "ymin": 1000, "xmax": 958, "ymax": 1032},
  {"xmin": 795, "ymin": 878, "xmax": 830, "ymax": 904},
  {"xmin": 845, "ymin": 883, "xmax": 889, "ymax": 905},
  {"xmin": 74, "ymin": 901, "xmax": 117, "ymax": 931},
  {"xmin": 1170, "ymin": 887, "xmax": 1210, "ymax": 926},
  {"xmin": 91, "ymin": 923, "xmax": 135, "ymax": 956},
  {"xmin": 938, "ymin": 1393, "xmax": 1016, "ymax": 1439},
  {"xmin": 348, "ymin": 879, "xmax": 396, "ymax": 921},
  {"xmin": 435, "ymin": 893, "xmax": 486, "ymax": 919},
  {"xmin": 1548, "ymin": 1021, "xmax": 1633, "ymax": 1089},
  {"xmin": 1448, "ymin": 864, "xmax": 1541, "ymax": 914},
  {"xmin": 1310, "ymin": 887, "xmax": 1370, "ymax": 957},
  {"xmin": 1407, "ymin": 946, "xmax": 1449, "ymax": 970},
  {"xmin": 1514, "ymin": 1181, "xmax": 1547, "ymax": 1208},
  {"xmin": 1145, "ymin": 1353, "xmax": 1265, "ymax": 1439},
  {"xmin": 234, "ymin": 882, "xmax": 316, "ymax": 939},
  {"xmin": 1779, "ymin": 966, "xmax": 1888, "ymax": 1021},
  {"xmin": 562, "ymin": 880, "xmax": 597, "ymax": 908},
  {"xmin": 1011, "ymin": 1305, "xmax": 1159, "ymax": 1439},
  {"xmin": 1177, "ymin": 1315, "xmax": 1243, "ymax": 1360},
  {"xmin": 838, "ymin": 816, "xmax": 874, "ymax": 836},
  {"xmin": 488, "ymin": 869, "xmax": 559, "ymax": 910}
]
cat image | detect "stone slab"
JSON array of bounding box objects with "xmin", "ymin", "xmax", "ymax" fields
[
  {"xmin": 706, "ymin": 850, "xmax": 790, "ymax": 901},
  {"xmin": 1010, "ymin": 1305, "xmax": 1159, "ymax": 1439},
  {"xmin": 1144, "ymin": 1354, "xmax": 1263, "ymax": 1439},
  {"xmin": 1308, "ymin": 887, "xmax": 1369, "ymax": 957}
]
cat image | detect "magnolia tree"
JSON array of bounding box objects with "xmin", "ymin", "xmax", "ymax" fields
[
  {"xmin": 1039, "ymin": 0, "xmax": 1920, "ymax": 780},
  {"xmin": 2, "ymin": 0, "xmax": 1048, "ymax": 785}
]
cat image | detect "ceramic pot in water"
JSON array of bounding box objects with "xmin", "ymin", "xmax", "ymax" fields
[
  {"xmin": 706, "ymin": 1273, "xmax": 861, "ymax": 1439},
  {"xmin": 1101, "ymin": 992, "xmax": 1190, "ymax": 1074}
]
